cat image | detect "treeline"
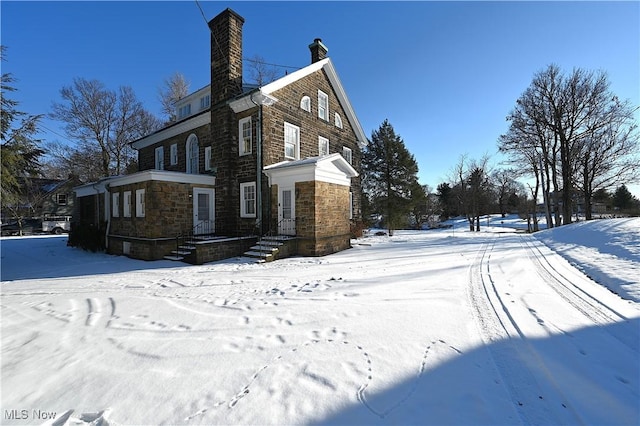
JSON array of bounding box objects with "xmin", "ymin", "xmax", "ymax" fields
[{"xmin": 361, "ymin": 65, "xmax": 639, "ymax": 233}]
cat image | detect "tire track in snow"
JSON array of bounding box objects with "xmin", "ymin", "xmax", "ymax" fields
[
  {"xmin": 520, "ymin": 236, "xmax": 638, "ymax": 353},
  {"xmin": 520, "ymin": 236, "xmax": 633, "ymax": 325},
  {"xmin": 466, "ymin": 236, "xmax": 583, "ymax": 425}
]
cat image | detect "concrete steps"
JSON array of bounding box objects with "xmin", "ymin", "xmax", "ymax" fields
[{"xmin": 243, "ymin": 236, "xmax": 296, "ymax": 263}]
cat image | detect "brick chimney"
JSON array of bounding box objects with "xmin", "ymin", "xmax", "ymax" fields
[
  {"xmin": 309, "ymin": 38, "xmax": 328, "ymax": 63},
  {"xmin": 208, "ymin": 8, "xmax": 245, "ymax": 104}
]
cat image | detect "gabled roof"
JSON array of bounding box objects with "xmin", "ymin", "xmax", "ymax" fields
[
  {"xmin": 132, "ymin": 59, "xmax": 367, "ymax": 151},
  {"xmin": 263, "ymin": 153, "xmax": 358, "ymax": 187},
  {"xmin": 230, "ymin": 58, "xmax": 368, "ymax": 148}
]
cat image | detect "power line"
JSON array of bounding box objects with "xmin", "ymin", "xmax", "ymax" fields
[
  {"xmin": 194, "ymin": 1, "xmax": 302, "ymax": 87},
  {"xmin": 243, "ymin": 57, "xmax": 301, "ymax": 72}
]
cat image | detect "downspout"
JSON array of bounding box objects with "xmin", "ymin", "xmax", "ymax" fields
[
  {"xmin": 91, "ymin": 180, "xmax": 109, "ymax": 250},
  {"xmin": 250, "ymin": 91, "xmax": 263, "ymax": 235},
  {"xmin": 104, "ymin": 183, "xmax": 110, "ymax": 250}
]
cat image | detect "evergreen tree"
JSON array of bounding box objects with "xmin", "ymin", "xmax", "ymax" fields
[
  {"xmin": 613, "ymin": 184, "xmax": 636, "ymax": 210},
  {"xmin": 362, "ymin": 119, "xmax": 421, "ymax": 235},
  {"xmin": 1, "ymin": 46, "xmax": 44, "ymax": 215}
]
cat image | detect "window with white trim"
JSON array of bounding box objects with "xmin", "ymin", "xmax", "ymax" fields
[
  {"xmin": 155, "ymin": 146, "xmax": 164, "ymax": 170},
  {"xmin": 284, "ymin": 122, "xmax": 300, "ymax": 160},
  {"xmin": 239, "ymin": 117, "xmax": 252, "ymax": 155},
  {"xmin": 335, "ymin": 112, "xmax": 343, "ymax": 129},
  {"xmin": 56, "ymin": 194, "xmax": 67, "ymax": 205},
  {"xmin": 205, "ymin": 146, "xmax": 212, "ymax": 171},
  {"xmin": 112, "ymin": 193, "xmax": 120, "ymax": 217},
  {"xmin": 200, "ymin": 95, "xmax": 210, "ymax": 110},
  {"xmin": 342, "ymin": 146, "xmax": 353, "ymax": 164},
  {"xmin": 178, "ymin": 104, "xmax": 191, "ymax": 119},
  {"xmin": 170, "ymin": 143, "xmax": 178, "ymax": 165},
  {"xmin": 186, "ymin": 134, "xmax": 199, "ymax": 174},
  {"xmin": 300, "ymin": 96, "xmax": 311, "ymax": 112},
  {"xmin": 135, "ymin": 189, "xmax": 145, "ymax": 218},
  {"xmin": 318, "ymin": 90, "xmax": 329, "ymax": 121},
  {"xmin": 318, "ymin": 136, "xmax": 329, "ymax": 156},
  {"xmin": 240, "ymin": 182, "xmax": 256, "ymax": 218},
  {"xmin": 123, "ymin": 191, "xmax": 132, "ymax": 217}
]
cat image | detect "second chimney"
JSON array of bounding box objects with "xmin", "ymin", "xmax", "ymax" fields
[{"xmin": 309, "ymin": 38, "xmax": 328, "ymax": 63}]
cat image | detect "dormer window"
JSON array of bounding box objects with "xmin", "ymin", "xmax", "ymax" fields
[
  {"xmin": 178, "ymin": 104, "xmax": 191, "ymax": 119},
  {"xmin": 335, "ymin": 112, "xmax": 343, "ymax": 129},
  {"xmin": 200, "ymin": 95, "xmax": 210, "ymax": 110},
  {"xmin": 300, "ymin": 96, "xmax": 311, "ymax": 112},
  {"xmin": 318, "ymin": 90, "xmax": 328, "ymax": 121}
]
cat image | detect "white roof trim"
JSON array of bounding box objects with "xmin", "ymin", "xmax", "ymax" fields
[
  {"xmin": 74, "ymin": 171, "xmax": 215, "ymax": 196},
  {"xmin": 263, "ymin": 153, "xmax": 357, "ymax": 187},
  {"xmin": 229, "ymin": 91, "xmax": 278, "ymax": 113},
  {"xmin": 130, "ymin": 112, "xmax": 210, "ymax": 150},
  {"xmin": 231, "ymin": 58, "xmax": 368, "ymax": 147}
]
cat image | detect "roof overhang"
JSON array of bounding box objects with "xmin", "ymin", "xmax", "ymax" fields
[
  {"xmin": 229, "ymin": 91, "xmax": 278, "ymax": 113},
  {"xmin": 266, "ymin": 59, "xmax": 368, "ymax": 148},
  {"xmin": 130, "ymin": 111, "xmax": 211, "ymax": 151},
  {"xmin": 229, "ymin": 58, "xmax": 368, "ymax": 148},
  {"xmin": 74, "ymin": 171, "xmax": 215, "ymax": 197},
  {"xmin": 263, "ymin": 153, "xmax": 358, "ymax": 188}
]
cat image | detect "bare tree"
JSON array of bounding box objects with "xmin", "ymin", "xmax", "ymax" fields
[
  {"xmin": 245, "ymin": 55, "xmax": 281, "ymax": 86},
  {"xmin": 574, "ymin": 98, "xmax": 639, "ymax": 219},
  {"xmin": 451, "ymin": 155, "xmax": 491, "ymax": 231},
  {"xmin": 500, "ymin": 64, "xmax": 638, "ymax": 224},
  {"xmin": 158, "ymin": 72, "xmax": 189, "ymax": 123},
  {"xmin": 50, "ymin": 78, "xmax": 162, "ymax": 178}
]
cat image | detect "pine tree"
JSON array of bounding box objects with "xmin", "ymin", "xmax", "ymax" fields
[
  {"xmin": 362, "ymin": 119, "xmax": 422, "ymax": 235},
  {"xmin": 613, "ymin": 184, "xmax": 635, "ymax": 210},
  {"xmin": 1, "ymin": 46, "xmax": 44, "ymax": 214}
]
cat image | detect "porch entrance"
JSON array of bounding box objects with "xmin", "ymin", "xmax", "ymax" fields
[
  {"xmin": 193, "ymin": 188, "xmax": 215, "ymax": 234},
  {"xmin": 278, "ymin": 187, "xmax": 296, "ymax": 235}
]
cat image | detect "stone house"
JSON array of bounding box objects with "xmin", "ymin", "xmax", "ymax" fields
[{"xmin": 72, "ymin": 8, "xmax": 367, "ymax": 263}]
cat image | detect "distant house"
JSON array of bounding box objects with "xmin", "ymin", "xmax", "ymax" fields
[
  {"xmin": 72, "ymin": 8, "xmax": 366, "ymax": 264},
  {"xmin": 1, "ymin": 176, "xmax": 79, "ymax": 223}
]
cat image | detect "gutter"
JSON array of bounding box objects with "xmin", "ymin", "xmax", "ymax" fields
[{"xmin": 250, "ymin": 92, "xmax": 263, "ymax": 235}]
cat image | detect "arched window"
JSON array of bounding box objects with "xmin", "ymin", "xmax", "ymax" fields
[
  {"xmin": 186, "ymin": 134, "xmax": 199, "ymax": 174},
  {"xmin": 335, "ymin": 112, "xmax": 343, "ymax": 129},
  {"xmin": 300, "ymin": 96, "xmax": 311, "ymax": 112}
]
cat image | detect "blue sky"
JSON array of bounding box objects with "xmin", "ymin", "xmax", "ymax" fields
[{"xmin": 2, "ymin": 1, "xmax": 639, "ymax": 196}]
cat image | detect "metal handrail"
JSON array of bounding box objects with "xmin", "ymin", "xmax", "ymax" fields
[{"xmin": 174, "ymin": 220, "xmax": 215, "ymax": 259}]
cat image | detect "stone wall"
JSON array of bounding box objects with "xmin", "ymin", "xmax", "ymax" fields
[
  {"xmin": 262, "ymin": 68, "xmax": 363, "ymax": 223},
  {"xmin": 138, "ymin": 123, "xmax": 212, "ymax": 174},
  {"xmin": 185, "ymin": 236, "xmax": 257, "ymax": 265},
  {"xmin": 294, "ymin": 180, "xmax": 351, "ymax": 256},
  {"xmin": 108, "ymin": 179, "xmax": 215, "ymax": 260}
]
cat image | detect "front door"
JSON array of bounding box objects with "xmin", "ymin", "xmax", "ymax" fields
[
  {"xmin": 193, "ymin": 188, "xmax": 214, "ymax": 235},
  {"xmin": 278, "ymin": 187, "xmax": 295, "ymax": 235}
]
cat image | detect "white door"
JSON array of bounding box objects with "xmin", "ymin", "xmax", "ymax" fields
[
  {"xmin": 193, "ymin": 188, "xmax": 215, "ymax": 234},
  {"xmin": 278, "ymin": 188, "xmax": 295, "ymax": 235}
]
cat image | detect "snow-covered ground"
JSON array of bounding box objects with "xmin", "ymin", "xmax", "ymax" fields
[{"xmin": 1, "ymin": 217, "xmax": 638, "ymax": 425}]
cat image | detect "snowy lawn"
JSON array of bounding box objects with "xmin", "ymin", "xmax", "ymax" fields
[{"xmin": 1, "ymin": 217, "xmax": 638, "ymax": 425}]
